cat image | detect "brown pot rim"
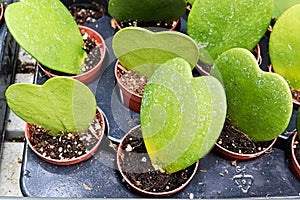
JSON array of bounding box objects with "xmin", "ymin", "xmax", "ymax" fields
[
  {"xmin": 0, "ymin": 4, "xmax": 3, "ymax": 24},
  {"xmin": 214, "ymin": 136, "xmax": 277, "ymax": 161},
  {"xmin": 117, "ymin": 125, "xmax": 199, "ymax": 197},
  {"xmin": 291, "ymin": 132, "xmax": 300, "ymax": 180},
  {"xmin": 25, "ymin": 107, "xmax": 106, "ymax": 165},
  {"xmin": 38, "ymin": 25, "xmax": 106, "ymax": 84}
]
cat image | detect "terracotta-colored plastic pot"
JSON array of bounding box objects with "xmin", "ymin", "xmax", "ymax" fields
[
  {"xmin": 25, "ymin": 107, "xmax": 105, "ymax": 165},
  {"xmin": 111, "ymin": 18, "xmax": 180, "ymax": 31},
  {"xmin": 39, "ymin": 25, "xmax": 106, "ymax": 84},
  {"xmin": 290, "ymin": 132, "xmax": 300, "ymax": 180},
  {"xmin": 214, "ymin": 137, "xmax": 277, "ymax": 161},
  {"xmin": 117, "ymin": 125, "xmax": 199, "ymax": 197},
  {"xmin": 114, "ymin": 60, "xmax": 142, "ymax": 113}
]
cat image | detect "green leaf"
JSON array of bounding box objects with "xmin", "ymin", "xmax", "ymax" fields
[
  {"xmin": 5, "ymin": 77, "xmax": 96, "ymax": 136},
  {"xmin": 108, "ymin": 0, "xmax": 186, "ymax": 22},
  {"xmin": 273, "ymin": 0, "xmax": 300, "ymax": 18},
  {"xmin": 112, "ymin": 27, "xmax": 199, "ymax": 76},
  {"xmin": 269, "ymin": 4, "xmax": 300, "ymax": 90},
  {"xmin": 187, "ymin": 0, "xmax": 273, "ymax": 61},
  {"xmin": 4, "ymin": 0, "xmax": 87, "ymax": 75},
  {"xmin": 188, "ymin": 0, "xmax": 196, "ymax": 5},
  {"xmin": 211, "ymin": 48, "xmax": 293, "ymax": 141},
  {"xmin": 140, "ymin": 58, "xmax": 227, "ymax": 173}
]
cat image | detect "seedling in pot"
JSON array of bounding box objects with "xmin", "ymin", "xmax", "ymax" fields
[
  {"xmin": 269, "ymin": 4, "xmax": 300, "ymax": 106},
  {"xmin": 108, "ymin": 0, "xmax": 186, "ymax": 29},
  {"xmin": 117, "ymin": 57, "xmax": 227, "ymax": 196},
  {"xmin": 211, "ymin": 48, "xmax": 293, "ymax": 158},
  {"xmin": 112, "ymin": 27, "xmax": 199, "ymax": 112},
  {"xmin": 4, "ymin": 0, "xmax": 106, "ymax": 83},
  {"xmin": 187, "ymin": 0, "xmax": 273, "ymax": 62},
  {"xmin": 5, "ymin": 77, "xmax": 105, "ymax": 164}
]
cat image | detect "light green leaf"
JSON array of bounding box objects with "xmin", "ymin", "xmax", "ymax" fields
[
  {"xmin": 187, "ymin": 0, "xmax": 273, "ymax": 61},
  {"xmin": 269, "ymin": 4, "xmax": 300, "ymax": 90},
  {"xmin": 273, "ymin": 0, "xmax": 300, "ymax": 18},
  {"xmin": 4, "ymin": 0, "xmax": 87, "ymax": 74},
  {"xmin": 112, "ymin": 27, "xmax": 199, "ymax": 76},
  {"xmin": 140, "ymin": 58, "xmax": 227, "ymax": 173},
  {"xmin": 5, "ymin": 77, "xmax": 96, "ymax": 136},
  {"xmin": 108, "ymin": 0, "xmax": 186, "ymax": 22},
  {"xmin": 211, "ymin": 48, "xmax": 292, "ymax": 141}
]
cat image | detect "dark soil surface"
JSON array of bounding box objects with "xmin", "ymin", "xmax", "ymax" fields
[
  {"xmin": 28, "ymin": 112, "xmax": 104, "ymax": 160},
  {"xmin": 113, "ymin": 19, "xmax": 178, "ymax": 31},
  {"xmin": 291, "ymin": 88, "xmax": 300, "ymax": 105},
  {"xmin": 41, "ymin": 29, "xmax": 101, "ymax": 76},
  {"xmin": 118, "ymin": 65, "xmax": 148, "ymax": 96},
  {"xmin": 217, "ymin": 118, "xmax": 274, "ymax": 154},
  {"xmin": 69, "ymin": 2, "xmax": 106, "ymax": 25},
  {"xmin": 118, "ymin": 127, "xmax": 196, "ymax": 194}
]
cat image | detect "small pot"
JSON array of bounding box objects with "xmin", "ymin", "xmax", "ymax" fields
[
  {"xmin": 290, "ymin": 132, "xmax": 300, "ymax": 180},
  {"xmin": 117, "ymin": 125, "xmax": 199, "ymax": 197},
  {"xmin": 214, "ymin": 137, "xmax": 277, "ymax": 161},
  {"xmin": 39, "ymin": 25, "xmax": 106, "ymax": 84},
  {"xmin": 114, "ymin": 60, "xmax": 143, "ymax": 113},
  {"xmin": 25, "ymin": 107, "xmax": 106, "ymax": 165}
]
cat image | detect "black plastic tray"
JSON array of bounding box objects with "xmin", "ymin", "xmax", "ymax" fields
[
  {"xmin": 19, "ymin": 1, "xmax": 300, "ymax": 198},
  {"xmin": 0, "ymin": 0, "xmax": 19, "ymax": 158}
]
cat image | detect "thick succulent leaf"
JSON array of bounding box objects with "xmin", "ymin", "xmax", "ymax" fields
[
  {"xmin": 188, "ymin": 0, "xmax": 196, "ymax": 5},
  {"xmin": 5, "ymin": 77, "xmax": 96, "ymax": 136},
  {"xmin": 187, "ymin": 0, "xmax": 273, "ymax": 61},
  {"xmin": 140, "ymin": 58, "xmax": 226, "ymax": 173},
  {"xmin": 108, "ymin": 0, "xmax": 186, "ymax": 22},
  {"xmin": 4, "ymin": 0, "xmax": 86, "ymax": 74},
  {"xmin": 211, "ymin": 48, "xmax": 292, "ymax": 141},
  {"xmin": 273, "ymin": 0, "xmax": 300, "ymax": 18},
  {"xmin": 112, "ymin": 27, "xmax": 199, "ymax": 76},
  {"xmin": 269, "ymin": 4, "xmax": 300, "ymax": 90}
]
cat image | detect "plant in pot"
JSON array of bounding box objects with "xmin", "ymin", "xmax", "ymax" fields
[
  {"xmin": 269, "ymin": 4, "xmax": 300, "ymax": 108},
  {"xmin": 187, "ymin": 0, "xmax": 273, "ymax": 73},
  {"xmin": 108, "ymin": 0, "xmax": 186, "ymax": 31},
  {"xmin": 210, "ymin": 48, "xmax": 293, "ymax": 160},
  {"xmin": 5, "ymin": 76, "xmax": 106, "ymax": 165},
  {"xmin": 290, "ymin": 110, "xmax": 300, "ymax": 180},
  {"xmin": 112, "ymin": 27, "xmax": 199, "ymax": 113},
  {"xmin": 4, "ymin": 0, "xmax": 106, "ymax": 84},
  {"xmin": 117, "ymin": 57, "xmax": 227, "ymax": 197}
]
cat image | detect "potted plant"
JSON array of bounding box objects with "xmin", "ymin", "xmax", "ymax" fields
[
  {"xmin": 269, "ymin": 4, "xmax": 300, "ymax": 108},
  {"xmin": 4, "ymin": 0, "xmax": 106, "ymax": 84},
  {"xmin": 290, "ymin": 110, "xmax": 300, "ymax": 180},
  {"xmin": 187, "ymin": 0, "xmax": 273, "ymax": 69},
  {"xmin": 108, "ymin": 0, "xmax": 186, "ymax": 30},
  {"xmin": 210, "ymin": 48, "xmax": 293, "ymax": 160},
  {"xmin": 112, "ymin": 27, "xmax": 200, "ymax": 112},
  {"xmin": 117, "ymin": 57, "xmax": 227, "ymax": 197},
  {"xmin": 5, "ymin": 76, "xmax": 106, "ymax": 165}
]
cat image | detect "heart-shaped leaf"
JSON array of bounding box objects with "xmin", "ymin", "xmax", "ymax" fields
[
  {"xmin": 5, "ymin": 0, "xmax": 87, "ymax": 74},
  {"xmin": 112, "ymin": 27, "xmax": 199, "ymax": 76},
  {"xmin": 108, "ymin": 0, "xmax": 186, "ymax": 22},
  {"xmin": 269, "ymin": 4, "xmax": 300, "ymax": 90},
  {"xmin": 211, "ymin": 48, "xmax": 292, "ymax": 141},
  {"xmin": 140, "ymin": 58, "xmax": 227, "ymax": 173},
  {"xmin": 187, "ymin": 0, "xmax": 273, "ymax": 61},
  {"xmin": 5, "ymin": 77, "xmax": 96, "ymax": 136},
  {"xmin": 273, "ymin": 0, "xmax": 300, "ymax": 18}
]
